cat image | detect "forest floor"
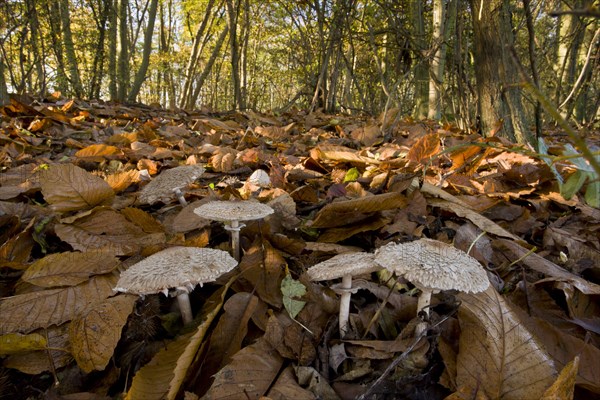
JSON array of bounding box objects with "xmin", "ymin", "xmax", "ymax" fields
[{"xmin": 0, "ymin": 94, "xmax": 599, "ymax": 400}]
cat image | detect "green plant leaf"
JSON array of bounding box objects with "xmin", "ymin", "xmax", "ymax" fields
[
  {"xmin": 343, "ymin": 167, "xmax": 360, "ymax": 183},
  {"xmin": 584, "ymin": 180, "xmax": 599, "ymax": 208},
  {"xmin": 560, "ymin": 170, "xmax": 587, "ymax": 200},
  {"xmin": 281, "ymin": 274, "xmax": 306, "ymax": 319}
]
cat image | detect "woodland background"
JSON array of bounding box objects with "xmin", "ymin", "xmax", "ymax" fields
[
  {"xmin": 1, "ymin": 0, "xmax": 598, "ymax": 140},
  {"xmin": 1, "ymin": 1, "xmax": 600, "ymax": 400}
]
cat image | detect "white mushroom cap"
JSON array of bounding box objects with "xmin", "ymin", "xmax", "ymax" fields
[
  {"xmin": 139, "ymin": 165, "xmax": 205, "ymax": 204},
  {"xmin": 113, "ymin": 246, "xmax": 237, "ymax": 295},
  {"xmin": 374, "ymin": 238, "xmax": 489, "ymax": 293},
  {"xmin": 192, "ymin": 200, "xmax": 274, "ymax": 222},
  {"xmin": 247, "ymin": 169, "xmax": 271, "ymax": 187},
  {"xmin": 306, "ymin": 252, "xmax": 382, "ymax": 281}
]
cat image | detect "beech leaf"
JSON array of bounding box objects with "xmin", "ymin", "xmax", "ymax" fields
[
  {"xmin": 0, "ymin": 274, "xmax": 118, "ymax": 334},
  {"xmin": 39, "ymin": 164, "xmax": 115, "ymax": 212},
  {"xmin": 21, "ymin": 250, "xmax": 119, "ymax": 287},
  {"xmin": 70, "ymin": 294, "xmax": 136, "ymax": 372},
  {"xmin": 456, "ymin": 286, "xmax": 557, "ymax": 399}
]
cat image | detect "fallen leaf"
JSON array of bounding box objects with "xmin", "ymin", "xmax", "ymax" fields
[
  {"xmin": 238, "ymin": 238, "xmax": 285, "ymax": 307},
  {"xmin": 266, "ymin": 366, "xmax": 316, "ymax": 400},
  {"xmin": 540, "ymin": 356, "xmax": 579, "ymax": 400},
  {"xmin": 0, "ymin": 274, "xmax": 118, "ymax": 334},
  {"xmin": 70, "ymin": 294, "xmax": 136, "ymax": 372},
  {"xmin": 456, "ymin": 286, "xmax": 557, "ymax": 399},
  {"xmin": 21, "ymin": 250, "xmax": 119, "ymax": 287},
  {"xmin": 39, "ymin": 164, "xmax": 115, "ymax": 212},
  {"xmin": 0, "ymin": 332, "xmax": 47, "ymax": 355},
  {"xmin": 406, "ymin": 133, "xmax": 440, "ymax": 164}
]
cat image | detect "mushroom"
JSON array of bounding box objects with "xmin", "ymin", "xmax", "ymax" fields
[
  {"xmin": 193, "ymin": 200, "xmax": 274, "ymax": 261},
  {"xmin": 114, "ymin": 246, "xmax": 237, "ymax": 324},
  {"xmin": 306, "ymin": 252, "xmax": 382, "ymax": 337},
  {"xmin": 138, "ymin": 164, "xmax": 205, "ymax": 206},
  {"xmin": 375, "ymin": 238, "xmax": 489, "ymax": 329}
]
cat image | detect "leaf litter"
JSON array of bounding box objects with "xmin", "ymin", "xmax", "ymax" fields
[{"xmin": 0, "ymin": 96, "xmax": 599, "ymax": 399}]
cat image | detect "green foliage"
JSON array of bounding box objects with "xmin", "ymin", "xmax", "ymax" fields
[{"xmin": 281, "ymin": 273, "xmax": 306, "ymax": 319}]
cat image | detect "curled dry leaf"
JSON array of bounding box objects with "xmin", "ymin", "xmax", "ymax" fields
[
  {"xmin": 210, "ymin": 147, "xmax": 238, "ymax": 172},
  {"xmin": 39, "ymin": 164, "xmax": 115, "ymax": 212},
  {"xmin": 21, "ymin": 250, "xmax": 119, "ymax": 287},
  {"xmin": 70, "ymin": 294, "xmax": 137, "ymax": 372},
  {"xmin": 456, "ymin": 286, "xmax": 557, "ymax": 399},
  {"xmin": 311, "ymin": 191, "xmax": 407, "ymax": 229},
  {"xmin": 0, "ymin": 274, "xmax": 118, "ymax": 334},
  {"xmin": 238, "ymin": 238, "xmax": 285, "ymax": 307}
]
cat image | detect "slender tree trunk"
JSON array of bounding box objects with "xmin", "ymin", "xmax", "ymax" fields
[
  {"xmin": 226, "ymin": 0, "xmax": 243, "ymax": 110},
  {"xmin": 127, "ymin": 0, "xmax": 158, "ymax": 102},
  {"xmin": 107, "ymin": 0, "xmax": 118, "ymax": 100},
  {"xmin": 412, "ymin": 0, "xmax": 428, "ymax": 119},
  {"xmin": 190, "ymin": 25, "xmax": 229, "ymax": 107},
  {"xmin": 59, "ymin": 0, "xmax": 84, "ymax": 97},
  {"xmin": 0, "ymin": 55, "xmax": 9, "ymax": 105},
  {"xmin": 46, "ymin": 2, "xmax": 69, "ymax": 93},
  {"xmin": 25, "ymin": 0, "xmax": 45, "ymax": 96},
  {"xmin": 179, "ymin": 0, "xmax": 217, "ymax": 108},
  {"xmin": 428, "ymin": 0, "xmax": 455, "ymax": 120},
  {"xmin": 116, "ymin": 0, "xmax": 129, "ymax": 101},
  {"xmin": 88, "ymin": 0, "xmax": 110, "ymax": 99}
]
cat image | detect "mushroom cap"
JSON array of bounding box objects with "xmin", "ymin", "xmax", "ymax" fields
[
  {"xmin": 306, "ymin": 252, "xmax": 382, "ymax": 281},
  {"xmin": 192, "ymin": 200, "xmax": 274, "ymax": 222},
  {"xmin": 113, "ymin": 246, "xmax": 237, "ymax": 295},
  {"xmin": 247, "ymin": 169, "xmax": 271, "ymax": 187},
  {"xmin": 374, "ymin": 238, "xmax": 489, "ymax": 293},
  {"xmin": 139, "ymin": 165, "xmax": 205, "ymax": 204}
]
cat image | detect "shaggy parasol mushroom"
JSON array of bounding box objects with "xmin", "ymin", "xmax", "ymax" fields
[
  {"xmin": 374, "ymin": 238, "xmax": 489, "ymax": 325},
  {"xmin": 138, "ymin": 164, "xmax": 205, "ymax": 206},
  {"xmin": 114, "ymin": 246, "xmax": 237, "ymax": 324},
  {"xmin": 306, "ymin": 252, "xmax": 382, "ymax": 337},
  {"xmin": 192, "ymin": 200, "xmax": 274, "ymax": 261}
]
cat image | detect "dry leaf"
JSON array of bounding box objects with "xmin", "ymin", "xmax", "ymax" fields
[
  {"xmin": 21, "ymin": 250, "xmax": 119, "ymax": 287},
  {"xmin": 75, "ymin": 144, "xmax": 123, "ymax": 161},
  {"xmin": 0, "ymin": 274, "xmax": 118, "ymax": 334},
  {"xmin": 125, "ymin": 282, "xmax": 234, "ymax": 400},
  {"xmin": 55, "ymin": 208, "xmax": 166, "ymax": 256},
  {"xmin": 0, "ymin": 332, "xmax": 47, "ymax": 355},
  {"xmin": 39, "ymin": 164, "xmax": 115, "ymax": 212},
  {"xmin": 238, "ymin": 239, "xmax": 285, "ymax": 307},
  {"xmin": 203, "ymin": 338, "xmax": 284, "ymax": 400},
  {"xmin": 3, "ymin": 324, "xmax": 72, "ymax": 374},
  {"xmin": 310, "ymin": 145, "xmax": 380, "ymax": 164},
  {"xmin": 210, "ymin": 147, "xmax": 238, "ymax": 172},
  {"xmin": 406, "ymin": 133, "xmax": 440, "ymax": 164},
  {"xmin": 266, "ymin": 366, "xmax": 316, "ymax": 400},
  {"xmin": 70, "ymin": 294, "xmax": 136, "ymax": 372},
  {"xmin": 456, "ymin": 286, "xmax": 557, "ymax": 399},
  {"xmin": 311, "ymin": 191, "xmax": 407, "ymax": 228},
  {"xmin": 540, "ymin": 356, "xmax": 579, "ymax": 400}
]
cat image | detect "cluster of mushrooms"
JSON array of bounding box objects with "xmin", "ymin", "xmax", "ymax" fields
[{"xmin": 116, "ymin": 164, "xmax": 490, "ymax": 334}]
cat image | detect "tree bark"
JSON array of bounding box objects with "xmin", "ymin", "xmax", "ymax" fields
[
  {"xmin": 107, "ymin": 0, "xmax": 118, "ymax": 100},
  {"xmin": 0, "ymin": 55, "xmax": 9, "ymax": 105},
  {"xmin": 59, "ymin": 0, "xmax": 84, "ymax": 97},
  {"xmin": 412, "ymin": 0, "xmax": 428, "ymax": 119},
  {"xmin": 116, "ymin": 0, "xmax": 129, "ymax": 101},
  {"xmin": 470, "ymin": 0, "xmax": 535, "ymax": 145},
  {"xmin": 127, "ymin": 0, "xmax": 159, "ymax": 102},
  {"xmin": 226, "ymin": 0, "xmax": 243, "ymax": 110}
]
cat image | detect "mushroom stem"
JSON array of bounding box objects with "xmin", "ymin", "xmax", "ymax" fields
[
  {"xmin": 176, "ymin": 291, "xmax": 193, "ymax": 324},
  {"xmin": 416, "ymin": 287, "xmax": 433, "ymax": 318},
  {"xmin": 173, "ymin": 187, "xmax": 188, "ymax": 206},
  {"xmin": 338, "ymin": 274, "xmax": 353, "ymax": 337},
  {"xmin": 225, "ymin": 220, "xmax": 244, "ymax": 261}
]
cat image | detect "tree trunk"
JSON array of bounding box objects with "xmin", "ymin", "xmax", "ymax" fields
[
  {"xmin": 469, "ymin": 0, "xmax": 535, "ymax": 145},
  {"xmin": 179, "ymin": 0, "xmax": 216, "ymax": 108},
  {"xmin": 107, "ymin": 0, "xmax": 118, "ymax": 100},
  {"xmin": 226, "ymin": 0, "xmax": 243, "ymax": 110},
  {"xmin": 25, "ymin": 0, "xmax": 45, "ymax": 96},
  {"xmin": 116, "ymin": 0, "xmax": 129, "ymax": 101},
  {"xmin": 127, "ymin": 0, "xmax": 158, "ymax": 102},
  {"xmin": 428, "ymin": 0, "xmax": 455, "ymax": 120},
  {"xmin": 59, "ymin": 0, "xmax": 84, "ymax": 97},
  {"xmin": 412, "ymin": 0, "xmax": 428, "ymax": 119},
  {"xmin": 190, "ymin": 25, "xmax": 230, "ymax": 107},
  {"xmin": 0, "ymin": 55, "xmax": 9, "ymax": 105},
  {"xmin": 45, "ymin": 2, "xmax": 69, "ymax": 93}
]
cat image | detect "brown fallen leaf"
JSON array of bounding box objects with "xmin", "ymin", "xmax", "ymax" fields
[
  {"xmin": 406, "ymin": 133, "xmax": 440, "ymax": 164},
  {"xmin": 0, "ymin": 274, "xmax": 118, "ymax": 334},
  {"xmin": 456, "ymin": 286, "xmax": 557, "ymax": 399},
  {"xmin": 70, "ymin": 294, "xmax": 136, "ymax": 372},
  {"xmin": 39, "ymin": 164, "xmax": 115, "ymax": 212},
  {"xmin": 266, "ymin": 365, "xmax": 317, "ymax": 400},
  {"xmin": 21, "ymin": 250, "xmax": 119, "ymax": 287},
  {"xmin": 203, "ymin": 338, "xmax": 284, "ymax": 400},
  {"xmin": 311, "ymin": 191, "xmax": 407, "ymax": 228},
  {"xmin": 540, "ymin": 356, "xmax": 579, "ymax": 400},
  {"xmin": 238, "ymin": 238, "xmax": 285, "ymax": 307},
  {"xmin": 75, "ymin": 144, "xmax": 124, "ymax": 162}
]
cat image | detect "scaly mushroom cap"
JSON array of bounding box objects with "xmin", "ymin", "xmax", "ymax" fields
[
  {"xmin": 114, "ymin": 246, "xmax": 237, "ymax": 295},
  {"xmin": 192, "ymin": 200, "xmax": 274, "ymax": 222},
  {"xmin": 139, "ymin": 165, "xmax": 205, "ymax": 204},
  {"xmin": 306, "ymin": 252, "xmax": 382, "ymax": 281},
  {"xmin": 374, "ymin": 238, "xmax": 489, "ymax": 293}
]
